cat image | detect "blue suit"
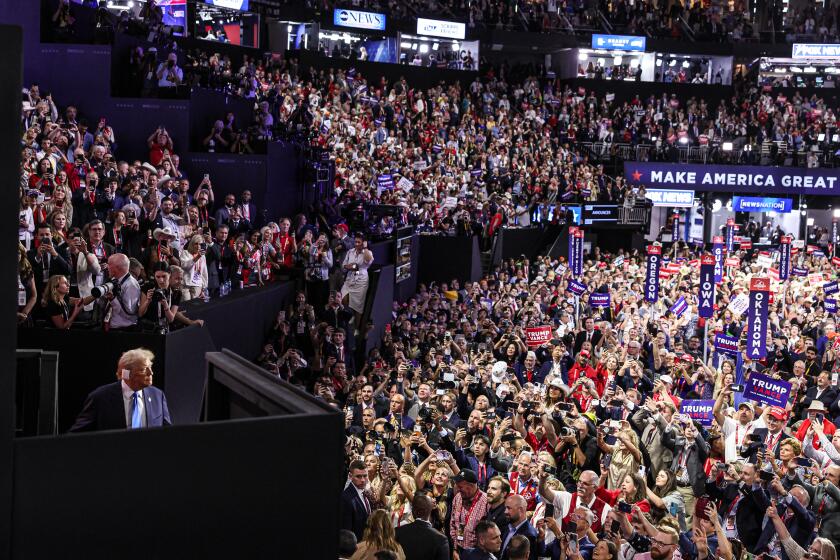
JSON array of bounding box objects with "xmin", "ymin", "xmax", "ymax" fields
[
  {"xmin": 69, "ymin": 381, "xmax": 171, "ymax": 432},
  {"xmin": 754, "ymin": 494, "xmax": 816, "ymax": 560},
  {"xmin": 501, "ymin": 520, "xmax": 539, "ymax": 560}
]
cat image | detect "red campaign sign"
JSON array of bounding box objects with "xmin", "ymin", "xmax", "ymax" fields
[
  {"xmin": 712, "ymin": 236, "xmax": 724, "ymax": 244},
  {"xmin": 740, "ymin": 240, "xmax": 753, "ymax": 250},
  {"xmin": 648, "ymin": 245, "xmax": 662, "ymax": 255},
  {"xmin": 792, "ymin": 247, "xmax": 799, "ymax": 255},
  {"xmin": 525, "ymin": 326, "xmax": 553, "ymax": 347},
  {"xmin": 808, "ymin": 245, "xmax": 818, "ymax": 254},
  {"xmin": 688, "ymin": 259, "xmax": 700, "ymax": 268},
  {"xmin": 833, "ymin": 257, "xmax": 840, "ymax": 267},
  {"xmin": 769, "ymin": 291, "xmax": 776, "ymax": 304},
  {"xmin": 701, "ymin": 254, "xmax": 715, "ymax": 266},
  {"xmin": 660, "ymin": 270, "xmax": 672, "ymax": 279},
  {"xmin": 750, "ymin": 277, "xmax": 770, "ymax": 292},
  {"xmin": 725, "ymin": 257, "xmax": 740, "ymax": 267}
]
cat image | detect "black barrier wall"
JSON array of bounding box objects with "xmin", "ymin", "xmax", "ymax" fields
[
  {"xmin": 417, "ymin": 235, "xmax": 483, "ymax": 286},
  {"xmin": 12, "ymin": 412, "xmax": 343, "ymax": 559}
]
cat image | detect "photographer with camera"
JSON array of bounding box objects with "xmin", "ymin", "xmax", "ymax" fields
[
  {"xmin": 66, "ymin": 227, "xmax": 100, "ymax": 321},
  {"xmin": 155, "ymin": 53, "xmax": 183, "ymax": 91},
  {"xmin": 28, "ymin": 223, "xmax": 71, "ymax": 308},
  {"xmin": 100, "ymin": 253, "xmax": 140, "ymax": 332},
  {"xmin": 138, "ymin": 262, "xmax": 179, "ymax": 334}
]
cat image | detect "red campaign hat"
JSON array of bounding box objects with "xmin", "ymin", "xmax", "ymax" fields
[
  {"xmin": 579, "ymin": 350, "xmax": 590, "ymax": 358},
  {"xmin": 768, "ymin": 406, "xmax": 787, "ymax": 420}
]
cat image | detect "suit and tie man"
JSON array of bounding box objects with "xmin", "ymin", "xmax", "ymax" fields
[
  {"xmin": 69, "ymin": 347, "xmax": 171, "ymax": 432},
  {"xmin": 500, "ymin": 494, "xmax": 538, "ymax": 560},
  {"xmin": 341, "ymin": 459, "xmax": 372, "ymax": 541},
  {"xmin": 394, "ymin": 493, "xmax": 450, "ymax": 560},
  {"xmin": 460, "ymin": 520, "xmax": 502, "ymax": 560}
]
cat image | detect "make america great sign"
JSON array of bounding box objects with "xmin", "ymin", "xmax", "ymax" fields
[{"xmin": 624, "ymin": 162, "xmax": 840, "ymax": 196}]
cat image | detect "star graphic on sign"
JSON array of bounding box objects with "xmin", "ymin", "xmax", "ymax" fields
[{"xmin": 631, "ymin": 170, "xmax": 642, "ymax": 182}]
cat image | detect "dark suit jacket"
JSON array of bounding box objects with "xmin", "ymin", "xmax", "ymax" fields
[
  {"xmin": 68, "ymin": 382, "xmax": 171, "ymax": 432},
  {"xmin": 340, "ymin": 484, "xmax": 369, "ymax": 541},
  {"xmin": 754, "ymin": 495, "xmax": 816, "ymax": 560},
  {"xmin": 205, "ymin": 242, "xmax": 234, "ymax": 292},
  {"xmin": 501, "ymin": 520, "xmax": 539, "ymax": 560},
  {"xmin": 395, "ymin": 519, "xmax": 449, "ymax": 560},
  {"xmin": 461, "ymin": 548, "xmax": 496, "ymax": 560},
  {"xmin": 351, "ymin": 401, "xmax": 386, "ymax": 426},
  {"xmin": 573, "ymin": 330, "xmax": 602, "ymax": 355},
  {"xmin": 28, "ymin": 246, "xmax": 72, "ymax": 296},
  {"xmin": 801, "ymin": 386, "xmax": 838, "ymax": 420}
]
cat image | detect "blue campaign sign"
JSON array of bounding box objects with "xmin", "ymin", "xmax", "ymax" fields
[
  {"xmin": 589, "ymin": 292, "xmax": 611, "ymax": 308},
  {"xmin": 680, "ymin": 400, "xmax": 715, "ymax": 427},
  {"xmin": 733, "ymin": 197, "xmax": 793, "ymax": 213},
  {"xmin": 714, "ymin": 333, "xmax": 739, "ymax": 356},
  {"xmin": 568, "ymin": 280, "xmax": 587, "ymax": 296},
  {"xmin": 743, "ymin": 372, "xmax": 792, "ymax": 408},
  {"xmin": 591, "ymin": 34, "xmax": 646, "ymax": 52}
]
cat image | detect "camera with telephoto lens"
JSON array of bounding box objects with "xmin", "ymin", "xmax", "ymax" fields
[
  {"xmin": 560, "ymin": 426, "xmax": 576, "ymax": 438},
  {"xmin": 91, "ymin": 281, "xmax": 120, "ymax": 299},
  {"xmin": 417, "ymin": 405, "xmax": 434, "ymax": 423}
]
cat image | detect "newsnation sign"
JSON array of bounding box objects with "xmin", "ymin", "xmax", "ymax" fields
[{"xmin": 625, "ymin": 162, "xmax": 840, "ymax": 196}]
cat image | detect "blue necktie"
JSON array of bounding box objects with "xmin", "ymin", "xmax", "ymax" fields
[{"xmin": 130, "ymin": 392, "xmax": 142, "ymax": 429}]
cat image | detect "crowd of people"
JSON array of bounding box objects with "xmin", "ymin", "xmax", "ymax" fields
[{"xmin": 278, "ymin": 237, "xmax": 840, "ymax": 560}]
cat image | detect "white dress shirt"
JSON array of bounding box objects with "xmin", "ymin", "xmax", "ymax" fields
[{"xmin": 121, "ymin": 380, "xmax": 146, "ymax": 428}]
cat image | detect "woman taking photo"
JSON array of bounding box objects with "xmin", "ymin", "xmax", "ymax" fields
[
  {"xmin": 45, "ymin": 183, "xmax": 73, "ymax": 227},
  {"xmin": 180, "ymin": 234, "xmax": 208, "ymax": 301},
  {"xmin": 596, "ymin": 471, "xmax": 650, "ymax": 517},
  {"xmin": 40, "ymin": 275, "xmax": 85, "ymax": 330},
  {"xmin": 305, "ymin": 231, "xmax": 333, "ymax": 312},
  {"xmin": 645, "ymin": 469, "xmax": 685, "ymax": 527},
  {"xmin": 597, "ymin": 421, "xmax": 642, "ymax": 490},
  {"xmin": 349, "ymin": 509, "xmax": 406, "ymax": 560}
]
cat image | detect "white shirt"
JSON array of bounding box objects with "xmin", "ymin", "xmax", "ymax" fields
[
  {"xmin": 109, "ymin": 273, "xmax": 141, "ymax": 328},
  {"xmin": 722, "ymin": 416, "xmax": 758, "ymax": 463},
  {"xmin": 121, "ymin": 380, "xmax": 146, "ymax": 428}
]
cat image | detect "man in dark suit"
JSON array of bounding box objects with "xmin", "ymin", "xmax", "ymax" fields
[
  {"xmin": 69, "ymin": 347, "xmax": 171, "ymax": 432},
  {"xmin": 801, "ymin": 371, "xmax": 838, "ymax": 420},
  {"xmin": 205, "ymin": 224, "xmax": 233, "ymax": 296},
  {"xmin": 324, "ymin": 328, "xmax": 355, "ymax": 375},
  {"xmin": 225, "ymin": 206, "xmax": 251, "ymax": 238},
  {"xmin": 573, "ymin": 317, "xmax": 602, "ymax": 355},
  {"xmin": 340, "ymin": 460, "xmax": 371, "ymax": 541},
  {"xmin": 755, "ymin": 481, "xmax": 816, "ymax": 560},
  {"xmin": 395, "ymin": 493, "xmax": 449, "ymax": 560},
  {"xmin": 704, "ymin": 463, "xmax": 769, "ymax": 554},
  {"xmin": 239, "ymin": 190, "xmax": 258, "ymax": 227},
  {"xmin": 28, "ymin": 224, "xmax": 71, "ymax": 305},
  {"xmin": 213, "ymin": 193, "xmax": 237, "ymax": 226},
  {"xmin": 461, "ymin": 520, "xmax": 502, "ymax": 560},
  {"xmin": 352, "ymin": 383, "xmax": 387, "ymax": 426},
  {"xmin": 500, "ymin": 495, "xmax": 538, "ymax": 560}
]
